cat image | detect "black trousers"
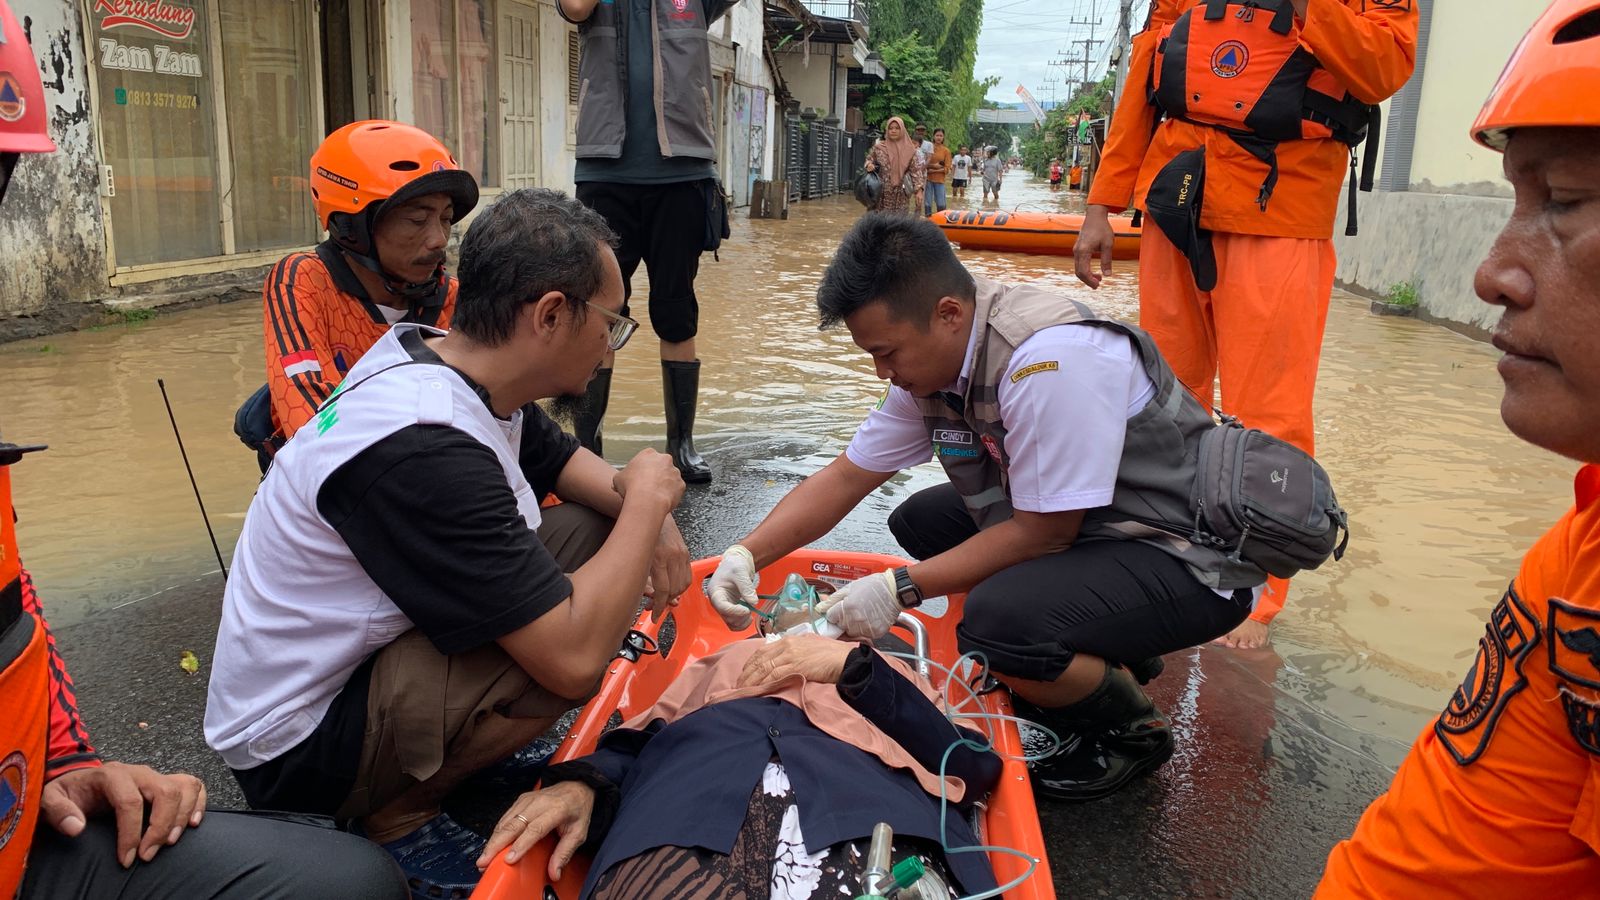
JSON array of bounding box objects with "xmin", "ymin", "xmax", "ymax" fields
[
  {"xmin": 888, "ymin": 484, "xmax": 1251, "ymax": 683},
  {"xmin": 575, "ymin": 180, "xmax": 706, "ymax": 344},
  {"xmin": 20, "ymin": 809, "xmax": 408, "ymax": 899}
]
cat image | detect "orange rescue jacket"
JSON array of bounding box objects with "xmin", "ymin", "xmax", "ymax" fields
[
  {"xmin": 265, "ymin": 241, "xmax": 458, "ymax": 440},
  {"xmin": 1318, "ymin": 465, "xmax": 1600, "ymax": 897},
  {"xmin": 1089, "ymin": 0, "xmax": 1418, "ymax": 239},
  {"xmin": 0, "ymin": 464, "xmax": 100, "ymax": 896}
]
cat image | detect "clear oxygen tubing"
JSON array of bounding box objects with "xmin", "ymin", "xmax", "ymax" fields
[{"xmin": 880, "ymin": 648, "xmax": 1062, "ymax": 900}]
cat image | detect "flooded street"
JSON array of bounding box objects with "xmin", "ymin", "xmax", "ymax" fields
[{"xmin": 2, "ymin": 172, "xmax": 1576, "ymax": 895}]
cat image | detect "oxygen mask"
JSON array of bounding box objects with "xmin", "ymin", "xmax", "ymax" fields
[{"xmin": 742, "ymin": 574, "xmax": 843, "ymax": 639}]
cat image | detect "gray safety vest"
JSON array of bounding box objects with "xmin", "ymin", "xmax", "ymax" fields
[
  {"xmin": 915, "ymin": 278, "xmax": 1264, "ymax": 591},
  {"xmin": 568, "ymin": 0, "xmax": 736, "ymax": 160}
]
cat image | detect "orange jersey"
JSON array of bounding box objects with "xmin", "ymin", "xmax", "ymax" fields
[
  {"xmin": 1089, "ymin": 0, "xmax": 1418, "ymax": 239},
  {"xmin": 264, "ymin": 241, "xmax": 457, "ymax": 439},
  {"xmin": 1318, "ymin": 465, "xmax": 1600, "ymax": 898}
]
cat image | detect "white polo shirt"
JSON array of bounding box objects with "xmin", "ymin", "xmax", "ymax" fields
[{"xmin": 846, "ymin": 323, "xmax": 1155, "ymax": 513}]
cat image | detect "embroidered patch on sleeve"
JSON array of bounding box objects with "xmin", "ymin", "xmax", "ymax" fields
[
  {"xmin": 1560, "ymin": 686, "xmax": 1600, "ymax": 756},
  {"xmin": 1435, "ymin": 583, "xmax": 1541, "ymax": 765},
  {"xmin": 1009, "ymin": 361, "xmax": 1060, "ymax": 383},
  {"xmin": 1550, "ymin": 598, "xmax": 1600, "ymax": 690}
]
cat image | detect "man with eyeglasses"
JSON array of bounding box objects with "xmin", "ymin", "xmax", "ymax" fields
[{"xmin": 205, "ymin": 189, "xmax": 690, "ymax": 898}]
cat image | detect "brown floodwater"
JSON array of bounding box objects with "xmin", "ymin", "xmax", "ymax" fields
[{"xmin": 0, "ymin": 173, "xmax": 1574, "ymax": 762}]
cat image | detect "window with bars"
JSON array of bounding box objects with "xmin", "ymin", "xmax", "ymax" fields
[{"xmin": 567, "ymin": 30, "xmax": 580, "ymax": 105}]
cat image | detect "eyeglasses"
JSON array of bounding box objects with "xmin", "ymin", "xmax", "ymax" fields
[{"xmin": 586, "ymin": 301, "xmax": 639, "ymax": 351}]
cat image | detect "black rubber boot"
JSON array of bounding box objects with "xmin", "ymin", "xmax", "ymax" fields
[
  {"xmin": 661, "ymin": 360, "xmax": 712, "ymax": 483},
  {"xmin": 573, "ymin": 368, "xmax": 612, "ymax": 456},
  {"xmin": 1015, "ymin": 665, "xmax": 1174, "ymax": 803}
]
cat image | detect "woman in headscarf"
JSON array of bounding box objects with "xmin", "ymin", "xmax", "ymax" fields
[{"xmin": 863, "ymin": 116, "xmax": 926, "ymax": 215}]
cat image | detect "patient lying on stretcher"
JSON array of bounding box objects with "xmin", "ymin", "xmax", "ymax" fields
[{"xmin": 476, "ymin": 635, "xmax": 1002, "ymax": 899}]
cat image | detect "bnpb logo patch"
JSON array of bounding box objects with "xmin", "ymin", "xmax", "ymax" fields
[
  {"xmin": 1210, "ymin": 41, "xmax": 1249, "ymax": 79},
  {"xmin": 0, "ymin": 73, "xmax": 26, "ymax": 123},
  {"xmin": 0, "ymin": 751, "xmax": 29, "ymax": 854},
  {"xmin": 1434, "ymin": 585, "xmax": 1541, "ymax": 765}
]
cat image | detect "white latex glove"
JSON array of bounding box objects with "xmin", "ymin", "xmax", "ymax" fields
[
  {"xmin": 815, "ymin": 571, "xmax": 901, "ymax": 640},
  {"xmin": 708, "ymin": 544, "xmax": 759, "ymax": 630}
]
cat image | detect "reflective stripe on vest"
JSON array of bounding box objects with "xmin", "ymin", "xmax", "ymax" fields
[
  {"xmin": 0, "ymin": 606, "xmax": 48, "ymax": 898},
  {"xmin": 915, "ymin": 277, "xmax": 1266, "ymax": 591}
]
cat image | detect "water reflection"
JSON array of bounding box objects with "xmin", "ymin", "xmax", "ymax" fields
[{"xmin": 0, "ymin": 172, "xmax": 1573, "ymax": 764}]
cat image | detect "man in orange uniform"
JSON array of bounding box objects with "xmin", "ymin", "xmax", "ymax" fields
[
  {"xmin": 0, "ymin": 4, "xmax": 404, "ymax": 895},
  {"xmin": 237, "ymin": 121, "xmax": 478, "ymax": 470},
  {"xmin": 1317, "ymin": 2, "xmax": 1600, "ymax": 894},
  {"xmin": 1075, "ymin": 0, "xmax": 1418, "ymax": 648}
]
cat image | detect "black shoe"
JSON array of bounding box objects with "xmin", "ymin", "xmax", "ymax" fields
[
  {"xmin": 463, "ymin": 736, "xmax": 559, "ymax": 793},
  {"xmin": 662, "ymin": 360, "xmax": 712, "ymax": 483},
  {"xmin": 1127, "ymin": 655, "xmax": 1165, "ymax": 685},
  {"xmin": 574, "ymin": 368, "xmax": 612, "ymax": 455},
  {"xmin": 1016, "ymin": 667, "xmax": 1174, "ymax": 803},
  {"xmin": 1029, "ymin": 716, "xmax": 1173, "ymax": 803}
]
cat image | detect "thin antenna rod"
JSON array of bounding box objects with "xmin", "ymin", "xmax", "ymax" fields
[{"xmin": 157, "ymin": 379, "xmax": 228, "ymax": 581}]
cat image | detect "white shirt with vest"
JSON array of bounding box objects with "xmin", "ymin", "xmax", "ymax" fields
[
  {"xmin": 848, "ymin": 322, "xmax": 1155, "ymax": 512},
  {"xmin": 205, "ymin": 324, "xmax": 545, "ymax": 770}
]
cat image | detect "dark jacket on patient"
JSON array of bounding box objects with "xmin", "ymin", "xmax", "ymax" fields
[{"xmin": 542, "ymin": 646, "xmax": 1003, "ymax": 897}]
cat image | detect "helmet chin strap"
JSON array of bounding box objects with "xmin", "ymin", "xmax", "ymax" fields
[{"xmin": 345, "ymin": 246, "xmax": 442, "ymax": 306}]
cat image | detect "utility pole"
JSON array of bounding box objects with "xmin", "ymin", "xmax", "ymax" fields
[
  {"xmin": 1111, "ymin": 0, "xmax": 1135, "ymax": 106},
  {"xmin": 1068, "ymin": 0, "xmax": 1104, "ymax": 94},
  {"xmin": 1069, "ymin": 36, "xmax": 1102, "ymax": 93}
]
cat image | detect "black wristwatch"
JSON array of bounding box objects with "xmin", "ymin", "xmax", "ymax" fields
[{"xmin": 892, "ymin": 566, "xmax": 924, "ymax": 609}]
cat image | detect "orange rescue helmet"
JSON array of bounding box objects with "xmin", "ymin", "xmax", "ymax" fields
[
  {"xmin": 0, "ymin": 0, "xmax": 54, "ymax": 155},
  {"xmin": 309, "ymin": 119, "xmax": 479, "ymax": 237},
  {"xmin": 1472, "ymin": 0, "xmax": 1600, "ymax": 150}
]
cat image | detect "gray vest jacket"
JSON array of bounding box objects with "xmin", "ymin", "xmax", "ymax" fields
[
  {"xmin": 568, "ymin": 0, "xmax": 734, "ymax": 160},
  {"xmin": 914, "ymin": 277, "xmax": 1264, "ymax": 591}
]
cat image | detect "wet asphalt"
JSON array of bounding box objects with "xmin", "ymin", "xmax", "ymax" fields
[{"xmin": 52, "ymin": 449, "xmax": 1396, "ymax": 899}]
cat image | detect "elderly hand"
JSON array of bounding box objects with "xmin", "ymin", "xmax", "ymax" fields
[
  {"xmin": 40, "ymin": 762, "xmax": 207, "ymax": 869},
  {"xmin": 478, "ymin": 780, "xmax": 596, "ymax": 880},
  {"xmin": 815, "ymin": 571, "xmax": 900, "ymax": 639},
  {"xmin": 737, "ymin": 635, "xmax": 856, "ymax": 689},
  {"xmin": 708, "ymin": 545, "xmax": 760, "ymax": 630}
]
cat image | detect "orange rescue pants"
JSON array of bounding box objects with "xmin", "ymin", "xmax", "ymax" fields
[{"xmin": 1137, "ymin": 223, "xmax": 1336, "ymax": 624}]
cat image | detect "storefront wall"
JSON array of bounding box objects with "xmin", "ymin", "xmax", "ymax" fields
[
  {"xmin": 1, "ymin": 0, "xmax": 107, "ymax": 322},
  {"xmin": 84, "ymin": 0, "xmax": 323, "ymax": 276},
  {"xmin": 5, "ymin": 0, "xmax": 773, "ymax": 327}
]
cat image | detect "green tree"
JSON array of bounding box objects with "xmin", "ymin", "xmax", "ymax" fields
[
  {"xmin": 863, "ymin": 34, "xmax": 955, "ymax": 127},
  {"xmin": 860, "ymin": 0, "xmax": 988, "ymax": 148},
  {"xmin": 1018, "ymin": 75, "xmax": 1115, "ymax": 174}
]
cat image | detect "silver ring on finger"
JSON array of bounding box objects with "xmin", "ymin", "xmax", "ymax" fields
[{"xmin": 513, "ymin": 814, "xmax": 530, "ymax": 827}]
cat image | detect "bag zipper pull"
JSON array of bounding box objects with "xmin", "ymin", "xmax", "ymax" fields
[{"xmin": 1229, "ymin": 522, "xmax": 1252, "ymax": 563}]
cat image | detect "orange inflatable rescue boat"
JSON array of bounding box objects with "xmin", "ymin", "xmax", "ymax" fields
[
  {"xmin": 472, "ymin": 548, "xmax": 1056, "ymax": 900},
  {"xmin": 933, "ymin": 209, "xmax": 1141, "ymax": 258}
]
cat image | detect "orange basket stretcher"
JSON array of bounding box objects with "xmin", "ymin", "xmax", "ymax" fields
[{"xmin": 471, "ymin": 548, "xmax": 1057, "ymax": 900}]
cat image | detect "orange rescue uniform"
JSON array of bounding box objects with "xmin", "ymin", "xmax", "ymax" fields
[
  {"xmin": 1318, "ymin": 465, "xmax": 1600, "ymax": 897},
  {"xmin": 1088, "ymin": 0, "xmax": 1417, "ymax": 623},
  {"xmin": 264, "ymin": 241, "xmax": 457, "ymax": 440},
  {"xmin": 0, "ymin": 465, "xmax": 101, "ymax": 896}
]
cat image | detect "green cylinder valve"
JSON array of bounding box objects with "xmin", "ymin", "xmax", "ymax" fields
[{"xmin": 892, "ymin": 857, "xmax": 925, "ymax": 890}]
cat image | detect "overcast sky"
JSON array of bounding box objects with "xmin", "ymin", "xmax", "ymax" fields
[{"xmin": 975, "ymin": 0, "xmax": 1150, "ymax": 106}]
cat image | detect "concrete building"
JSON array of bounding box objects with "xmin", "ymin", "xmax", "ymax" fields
[
  {"xmin": 1, "ymin": 0, "xmax": 775, "ymax": 338},
  {"xmin": 1332, "ymin": 0, "xmax": 1544, "ymax": 334}
]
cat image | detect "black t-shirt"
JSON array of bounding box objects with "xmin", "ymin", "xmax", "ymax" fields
[
  {"xmin": 233, "ymin": 329, "xmax": 582, "ymax": 805},
  {"xmin": 316, "ymin": 329, "xmax": 582, "ymax": 655}
]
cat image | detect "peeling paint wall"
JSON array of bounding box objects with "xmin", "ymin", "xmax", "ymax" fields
[{"xmin": 1, "ymin": 1, "xmax": 108, "ymax": 322}]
